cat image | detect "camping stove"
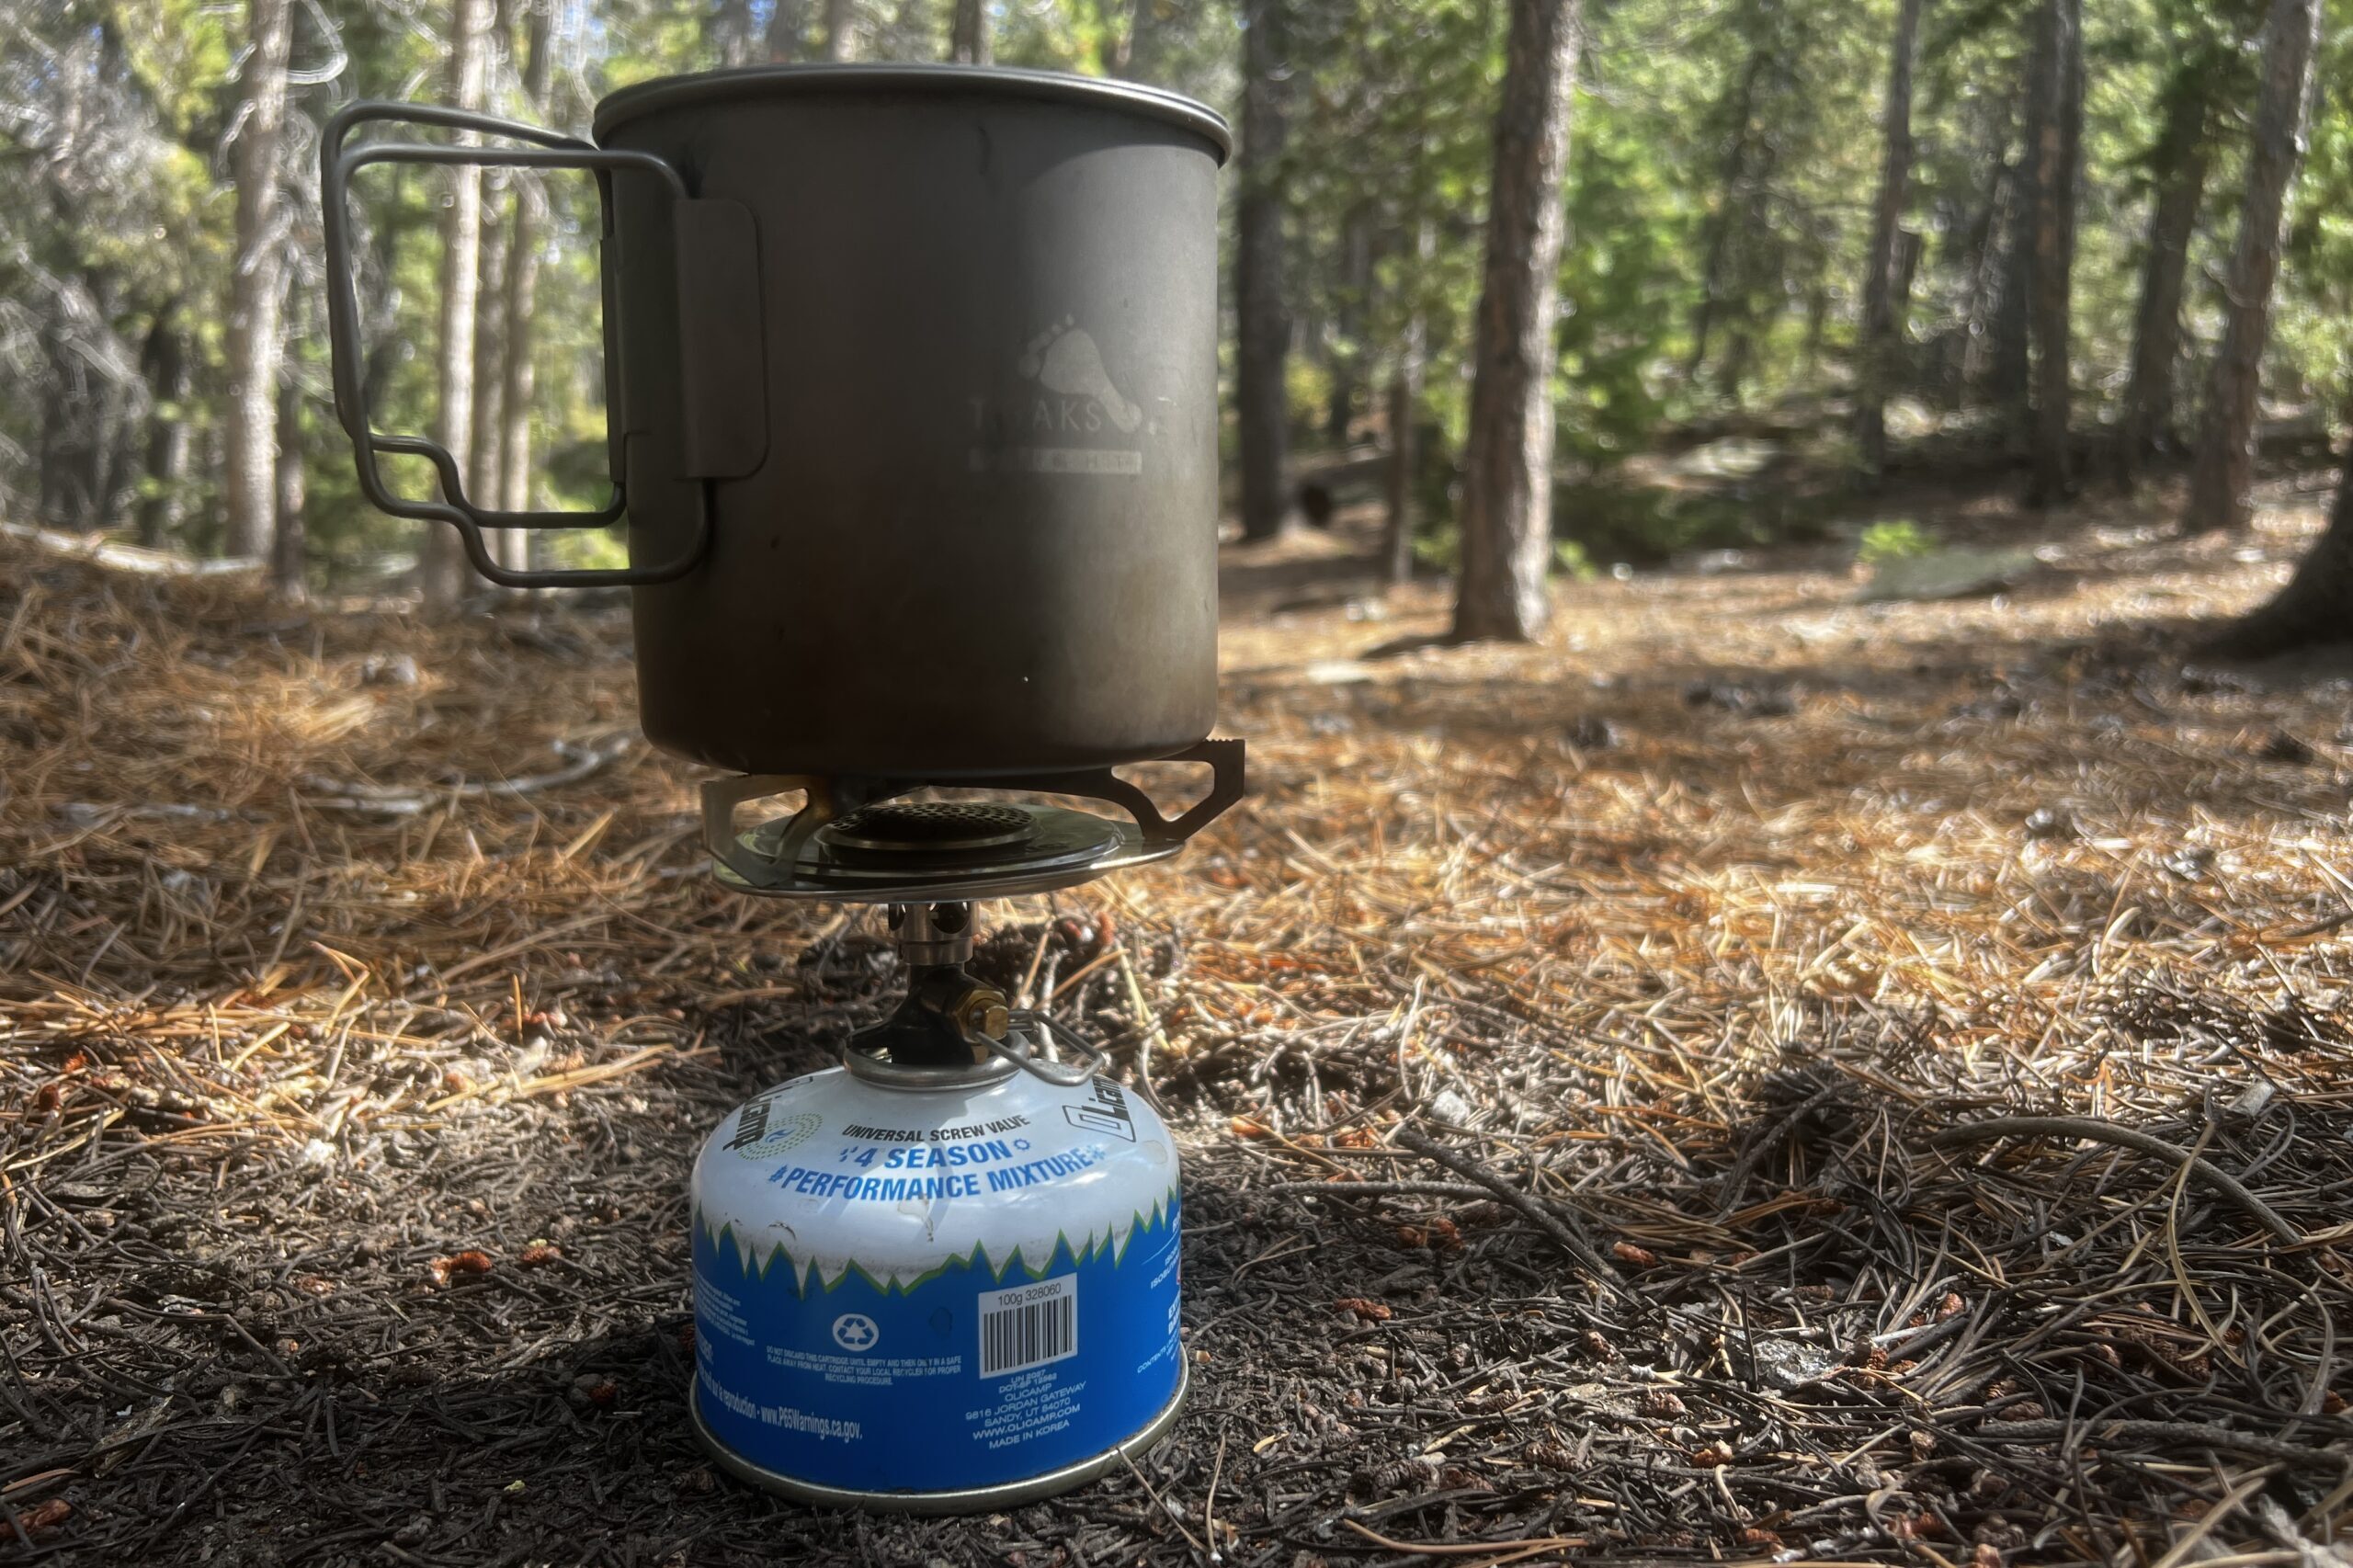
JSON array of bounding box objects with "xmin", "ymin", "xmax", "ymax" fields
[
  {"xmin": 687, "ymin": 742, "xmax": 1241, "ymax": 1511},
  {"xmin": 321, "ymin": 62, "xmax": 1239, "ymax": 1516}
]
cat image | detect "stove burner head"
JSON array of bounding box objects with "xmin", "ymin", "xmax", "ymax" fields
[
  {"xmin": 702, "ymin": 739, "xmax": 1245, "ymax": 903},
  {"xmin": 758, "ymin": 801, "xmax": 1122, "ymax": 897},
  {"xmin": 826, "ymin": 802, "xmax": 1035, "ymax": 857}
]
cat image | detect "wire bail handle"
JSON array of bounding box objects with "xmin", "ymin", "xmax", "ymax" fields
[{"xmin": 321, "ymin": 101, "xmax": 762, "ymax": 588}]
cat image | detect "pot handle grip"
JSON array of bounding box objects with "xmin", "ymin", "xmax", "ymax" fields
[{"xmin": 321, "ymin": 101, "xmax": 716, "ymax": 589}]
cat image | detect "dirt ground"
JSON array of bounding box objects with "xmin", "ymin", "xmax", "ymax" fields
[{"xmin": 4, "ymin": 470, "xmax": 2351, "ymax": 1566}]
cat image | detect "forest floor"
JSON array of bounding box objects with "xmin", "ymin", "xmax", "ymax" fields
[{"xmin": 4, "ymin": 465, "xmax": 2352, "ymax": 1567}]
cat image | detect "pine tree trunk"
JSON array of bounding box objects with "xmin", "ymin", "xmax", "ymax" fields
[
  {"xmin": 38, "ymin": 329, "xmax": 86, "ymax": 529},
  {"xmin": 497, "ymin": 188, "xmax": 543, "ymax": 571},
  {"xmin": 499, "ymin": 2, "xmax": 551, "ymax": 569},
  {"xmin": 1233, "ymin": 0, "xmax": 1291, "ymax": 543},
  {"xmin": 2118, "ymin": 81, "xmax": 2212, "ymax": 486},
  {"xmin": 1383, "ymin": 210, "xmax": 1432, "ymax": 590},
  {"xmin": 422, "ymin": 0, "xmax": 492, "ymax": 612},
  {"xmin": 1984, "ymin": 162, "xmax": 2031, "ymax": 420},
  {"xmin": 949, "ymin": 0, "xmax": 991, "ymax": 62},
  {"xmin": 476, "ymin": 0, "xmax": 514, "ymax": 526},
  {"xmin": 1326, "ymin": 205, "xmax": 1373, "ymax": 445},
  {"xmin": 2183, "ymin": 0, "xmax": 2324, "ymax": 534},
  {"xmin": 2211, "ymin": 416, "xmax": 2353, "ymax": 657},
  {"xmin": 1119, "ymin": 0, "xmax": 1157, "ymax": 80},
  {"xmin": 1382, "ymin": 366, "xmax": 1421, "ymax": 588},
  {"xmin": 2026, "ymin": 0, "xmax": 2082, "ymax": 507},
  {"xmin": 471, "ymin": 184, "xmax": 508, "ymax": 509},
  {"xmin": 1711, "ymin": 145, "xmax": 1779, "ymax": 406},
  {"xmin": 824, "ymin": 0, "xmax": 855, "ymax": 61},
  {"xmin": 136, "ymin": 305, "xmax": 191, "ymax": 549},
  {"xmin": 1991, "ymin": 18, "xmax": 2047, "ymax": 444},
  {"xmin": 1686, "ymin": 49, "xmax": 1766, "ymax": 386},
  {"xmin": 1803, "ymin": 285, "xmax": 1830, "ymax": 379},
  {"xmin": 1958, "ymin": 92, "xmax": 2018, "ymax": 396},
  {"xmin": 40, "ymin": 38, "xmax": 92, "ymax": 529},
  {"xmin": 766, "ymin": 0, "xmax": 805, "ymax": 59},
  {"xmin": 361, "ymin": 171, "xmax": 407, "ymax": 415},
  {"xmin": 222, "ymin": 0, "xmax": 294, "ymax": 561},
  {"xmin": 713, "ymin": 0, "xmax": 758, "ymax": 64},
  {"xmin": 1893, "ymin": 230, "xmax": 1924, "ymax": 325},
  {"xmin": 1717, "ymin": 327, "xmax": 1755, "ymax": 402},
  {"xmin": 272, "ymin": 368, "xmax": 306, "ymax": 596},
  {"xmin": 1856, "ymin": 0, "xmax": 1923, "ymax": 478},
  {"xmin": 1453, "ymin": 0, "xmax": 1581, "ymax": 643},
  {"xmin": 98, "ymin": 394, "xmax": 139, "ymax": 528},
  {"xmin": 91, "ymin": 273, "xmax": 137, "ymax": 528}
]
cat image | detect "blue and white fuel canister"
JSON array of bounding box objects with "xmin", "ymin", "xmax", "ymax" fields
[{"xmin": 688, "ymin": 1051, "xmax": 1186, "ymax": 1510}]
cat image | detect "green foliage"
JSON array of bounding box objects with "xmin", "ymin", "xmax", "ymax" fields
[
  {"xmin": 1285, "ymin": 356, "xmax": 1334, "ymax": 436},
  {"xmin": 1666, "ymin": 0, "xmax": 1891, "ymax": 408},
  {"xmin": 1857, "ymin": 518, "xmax": 1938, "ymax": 563},
  {"xmin": 1552, "ymin": 538, "xmax": 1598, "ymax": 581},
  {"xmin": 1413, "ymin": 523, "xmax": 1460, "ymax": 574},
  {"xmin": 1553, "ymin": 97, "xmax": 1691, "ymax": 460},
  {"xmin": 1558, "ymin": 481, "xmax": 1788, "ymax": 566}
]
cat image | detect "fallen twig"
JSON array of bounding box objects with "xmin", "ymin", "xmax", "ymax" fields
[
  {"xmin": 1264, "ymin": 1178, "xmax": 1495, "ymax": 1202},
  {"xmin": 421, "ymin": 1042, "xmax": 712, "ymax": 1113},
  {"xmin": 301, "ymin": 736, "xmax": 637, "ymax": 815},
  {"xmin": 1927, "ymin": 1115, "xmax": 2302, "ymax": 1244},
  {"xmin": 1116, "ymin": 1449, "xmax": 1211, "ymax": 1560},
  {"xmin": 1973, "ymin": 1420, "xmax": 2347, "ymax": 1471},
  {"xmin": 1715, "ymin": 1081, "xmax": 1844, "ymax": 1218},
  {"xmin": 1339, "ymin": 1517, "xmax": 1589, "ymax": 1562},
  {"xmin": 1392, "ymin": 1127, "xmax": 1626, "ymax": 1301}
]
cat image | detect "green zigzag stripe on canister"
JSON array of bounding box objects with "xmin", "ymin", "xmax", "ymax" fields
[{"xmin": 694, "ymin": 1184, "xmax": 1177, "ymax": 1297}]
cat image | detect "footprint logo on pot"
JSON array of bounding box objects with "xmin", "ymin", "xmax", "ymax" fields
[
  {"xmin": 972, "ymin": 318, "xmax": 1148, "ymax": 475},
  {"xmin": 1017, "ymin": 317, "xmax": 1141, "ymax": 435}
]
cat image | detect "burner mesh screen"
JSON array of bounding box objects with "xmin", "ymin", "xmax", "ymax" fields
[{"xmin": 826, "ymin": 801, "xmax": 1034, "ymax": 854}]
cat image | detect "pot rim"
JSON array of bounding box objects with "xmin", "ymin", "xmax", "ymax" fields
[{"xmin": 592, "ymin": 63, "xmax": 1231, "ymax": 163}]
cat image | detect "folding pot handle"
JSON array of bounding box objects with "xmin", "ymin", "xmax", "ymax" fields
[{"xmin": 321, "ymin": 102, "xmax": 752, "ymax": 589}]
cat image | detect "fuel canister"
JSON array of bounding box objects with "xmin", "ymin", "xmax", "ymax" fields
[{"xmin": 688, "ymin": 1055, "xmax": 1186, "ymax": 1511}]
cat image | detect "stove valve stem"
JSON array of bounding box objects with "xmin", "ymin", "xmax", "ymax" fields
[{"xmin": 948, "ymin": 982, "xmax": 1012, "ymax": 1056}]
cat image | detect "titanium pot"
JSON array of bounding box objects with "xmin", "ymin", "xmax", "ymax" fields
[{"xmin": 322, "ymin": 66, "xmax": 1229, "ymax": 778}]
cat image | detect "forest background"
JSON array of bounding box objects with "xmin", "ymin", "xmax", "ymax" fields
[{"xmin": 4, "ymin": 0, "xmax": 2351, "ymax": 651}]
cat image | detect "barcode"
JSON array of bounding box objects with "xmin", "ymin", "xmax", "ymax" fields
[{"xmin": 978, "ymin": 1276, "xmax": 1077, "ymax": 1378}]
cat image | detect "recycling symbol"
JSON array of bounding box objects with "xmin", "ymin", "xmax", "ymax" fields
[{"xmin": 832, "ymin": 1313, "xmax": 880, "ymax": 1352}]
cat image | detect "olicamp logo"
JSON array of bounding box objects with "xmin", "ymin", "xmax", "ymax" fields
[
  {"xmin": 727, "ymin": 1096, "xmax": 822, "ymax": 1161},
  {"xmin": 1064, "ymin": 1078, "xmax": 1136, "ymax": 1142},
  {"xmin": 972, "ymin": 319, "xmax": 1147, "ymax": 476}
]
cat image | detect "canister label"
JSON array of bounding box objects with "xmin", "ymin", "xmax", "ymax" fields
[{"xmin": 691, "ymin": 1187, "xmax": 1182, "ymax": 1492}]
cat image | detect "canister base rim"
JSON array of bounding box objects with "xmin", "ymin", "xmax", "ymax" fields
[{"xmin": 689, "ymin": 1359, "xmax": 1189, "ymax": 1515}]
